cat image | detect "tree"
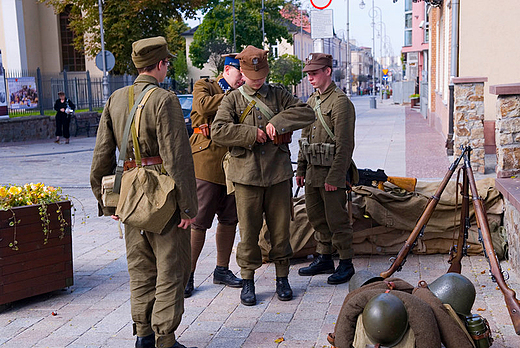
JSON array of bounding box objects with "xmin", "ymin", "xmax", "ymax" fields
[
  {"xmin": 40, "ymin": 0, "xmax": 210, "ymax": 74},
  {"xmin": 269, "ymin": 54, "xmax": 303, "ymax": 92},
  {"xmin": 189, "ymin": 0, "xmax": 293, "ymax": 71},
  {"xmin": 165, "ymin": 19, "xmax": 189, "ymax": 89}
]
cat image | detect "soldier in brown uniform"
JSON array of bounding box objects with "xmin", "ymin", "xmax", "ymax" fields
[
  {"xmin": 296, "ymin": 53, "xmax": 357, "ymax": 285},
  {"xmin": 212, "ymin": 45, "xmax": 315, "ymax": 306},
  {"xmin": 90, "ymin": 37, "xmax": 197, "ymax": 348},
  {"xmin": 184, "ymin": 54, "xmax": 244, "ymax": 298}
]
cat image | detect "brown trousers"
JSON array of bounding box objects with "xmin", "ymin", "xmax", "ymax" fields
[{"xmin": 125, "ymin": 211, "xmax": 190, "ymax": 348}]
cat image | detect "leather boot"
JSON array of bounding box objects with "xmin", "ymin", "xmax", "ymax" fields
[
  {"xmin": 184, "ymin": 272, "xmax": 194, "ymax": 298},
  {"xmin": 135, "ymin": 333, "xmax": 154, "ymax": 348},
  {"xmin": 240, "ymin": 279, "xmax": 256, "ymax": 306},
  {"xmin": 276, "ymin": 277, "xmax": 293, "ymax": 301},
  {"xmin": 168, "ymin": 341, "xmax": 197, "ymax": 348},
  {"xmin": 213, "ymin": 266, "xmax": 243, "ymax": 288},
  {"xmin": 298, "ymin": 254, "xmax": 335, "ymax": 276},
  {"xmin": 327, "ymin": 259, "xmax": 355, "ymax": 285}
]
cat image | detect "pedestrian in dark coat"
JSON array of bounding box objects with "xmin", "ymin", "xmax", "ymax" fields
[{"xmin": 54, "ymin": 91, "xmax": 74, "ymax": 144}]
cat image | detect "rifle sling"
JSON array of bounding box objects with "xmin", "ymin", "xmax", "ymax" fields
[{"xmin": 313, "ymin": 97, "xmax": 335, "ymax": 141}]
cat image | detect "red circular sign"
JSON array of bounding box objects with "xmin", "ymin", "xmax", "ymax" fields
[{"xmin": 310, "ymin": 0, "xmax": 333, "ymax": 10}]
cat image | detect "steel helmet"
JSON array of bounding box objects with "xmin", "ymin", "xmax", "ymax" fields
[
  {"xmin": 362, "ymin": 293, "xmax": 409, "ymax": 347},
  {"xmin": 428, "ymin": 272, "xmax": 476, "ymax": 317},
  {"xmin": 349, "ymin": 270, "xmax": 384, "ymax": 292}
]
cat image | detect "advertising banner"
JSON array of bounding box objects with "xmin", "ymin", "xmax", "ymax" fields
[
  {"xmin": 8, "ymin": 76, "xmax": 38, "ymax": 109},
  {"xmin": 0, "ymin": 51, "xmax": 7, "ymax": 117}
]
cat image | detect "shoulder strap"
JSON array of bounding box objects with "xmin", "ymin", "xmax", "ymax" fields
[
  {"xmin": 313, "ymin": 97, "xmax": 335, "ymax": 141},
  {"xmin": 238, "ymin": 85, "xmax": 275, "ymax": 121},
  {"xmin": 113, "ymin": 84, "xmax": 157, "ymax": 194}
]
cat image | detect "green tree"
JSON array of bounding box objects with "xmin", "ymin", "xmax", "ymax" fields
[
  {"xmin": 40, "ymin": 0, "xmax": 210, "ymax": 74},
  {"xmin": 189, "ymin": 0, "xmax": 293, "ymax": 71},
  {"xmin": 269, "ymin": 54, "xmax": 303, "ymax": 92},
  {"xmin": 165, "ymin": 19, "xmax": 189, "ymax": 88}
]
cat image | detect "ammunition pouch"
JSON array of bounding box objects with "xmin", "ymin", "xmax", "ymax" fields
[
  {"xmin": 299, "ymin": 138, "xmax": 335, "ymax": 167},
  {"xmin": 273, "ymin": 131, "xmax": 293, "ymax": 145}
]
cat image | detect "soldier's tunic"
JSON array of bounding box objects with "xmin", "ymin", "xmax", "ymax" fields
[
  {"xmin": 189, "ymin": 75, "xmax": 237, "ymax": 230},
  {"xmin": 212, "ymin": 83, "xmax": 314, "ymax": 279},
  {"xmin": 90, "ymin": 75, "xmax": 197, "ymax": 348},
  {"xmin": 296, "ymin": 81, "xmax": 356, "ymax": 260}
]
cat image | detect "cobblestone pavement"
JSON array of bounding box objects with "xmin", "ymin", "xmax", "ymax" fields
[{"xmin": 0, "ymin": 96, "xmax": 518, "ymax": 347}]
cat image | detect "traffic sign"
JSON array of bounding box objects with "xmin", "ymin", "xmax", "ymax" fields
[
  {"xmin": 310, "ymin": 0, "xmax": 332, "ymax": 10},
  {"xmin": 96, "ymin": 50, "xmax": 115, "ymax": 72},
  {"xmin": 382, "ymin": 68, "xmax": 389, "ymax": 76}
]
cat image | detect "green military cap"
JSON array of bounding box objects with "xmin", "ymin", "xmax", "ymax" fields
[
  {"xmin": 236, "ymin": 45, "xmax": 269, "ymax": 80},
  {"xmin": 131, "ymin": 36, "xmax": 175, "ymax": 69},
  {"xmin": 303, "ymin": 52, "xmax": 333, "ymax": 72}
]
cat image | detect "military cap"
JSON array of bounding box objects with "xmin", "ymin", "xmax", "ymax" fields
[
  {"xmin": 222, "ymin": 53, "xmax": 240, "ymax": 70},
  {"xmin": 131, "ymin": 36, "xmax": 174, "ymax": 69},
  {"xmin": 303, "ymin": 52, "xmax": 333, "ymax": 72},
  {"xmin": 236, "ymin": 45, "xmax": 269, "ymax": 79}
]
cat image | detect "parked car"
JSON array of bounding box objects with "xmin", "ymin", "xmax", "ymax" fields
[{"xmin": 177, "ymin": 94, "xmax": 193, "ymax": 136}]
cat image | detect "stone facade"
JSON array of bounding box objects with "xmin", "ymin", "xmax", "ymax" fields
[
  {"xmin": 503, "ymin": 200, "xmax": 520, "ymax": 271},
  {"xmin": 493, "ymin": 87, "xmax": 520, "ymax": 177},
  {"xmin": 453, "ymin": 77, "xmax": 487, "ymax": 173}
]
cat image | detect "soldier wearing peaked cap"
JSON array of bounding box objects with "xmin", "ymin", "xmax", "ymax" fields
[
  {"xmin": 212, "ymin": 45, "xmax": 315, "ymax": 306},
  {"xmin": 296, "ymin": 52, "xmax": 357, "ymax": 285},
  {"xmin": 184, "ymin": 53, "xmax": 244, "ymax": 298},
  {"xmin": 90, "ymin": 36, "xmax": 197, "ymax": 348}
]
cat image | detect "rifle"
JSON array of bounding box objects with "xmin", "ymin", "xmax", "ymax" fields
[
  {"xmin": 357, "ymin": 168, "xmax": 417, "ymax": 192},
  {"xmin": 380, "ymin": 147, "xmax": 469, "ymax": 278}
]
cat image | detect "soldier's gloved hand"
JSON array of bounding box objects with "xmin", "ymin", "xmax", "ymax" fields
[
  {"xmin": 266, "ymin": 123, "xmax": 277, "ymax": 140},
  {"xmin": 296, "ymin": 176, "xmax": 305, "ymax": 187},
  {"xmin": 256, "ymin": 128, "xmax": 267, "ymax": 143}
]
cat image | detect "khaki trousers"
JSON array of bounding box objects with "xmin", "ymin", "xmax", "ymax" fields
[
  {"xmin": 305, "ymin": 184, "xmax": 354, "ymax": 260},
  {"xmin": 125, "ymin": 211, "xmax": 190, "ymax": 348},
  {"xmin": 235, "ymin": 180, "xmax": 293, "ymax": 279}
]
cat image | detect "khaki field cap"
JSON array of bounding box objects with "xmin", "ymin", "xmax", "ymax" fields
[
  {"xmin": 131, "ymin": 36, "xmax": 174, "ymax": 69},
  {"xmin": 236, "ymin": 45, "xmax": 269, "ymax": 79},
  {"xmin": 303, "ymin": 53, "xmax": 333, "ymax": 72}
]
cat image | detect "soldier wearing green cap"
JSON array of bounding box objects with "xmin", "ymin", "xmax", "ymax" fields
[
  {"xmin": 296, "ymin": 52, "xmax": 357, "ymax": 285},
  {"xmin": 212, "ymin": 45, "xmax": 315, "ymax": 306},
  {"xmin": 90, "ymin": 36, "xmax": 197, "ymax": 348}
]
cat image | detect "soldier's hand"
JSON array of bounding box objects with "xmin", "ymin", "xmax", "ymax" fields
[
  {"xmin": 296, "ymin": 176, "xmax": 305, "ymax": 187},
  {"xmin": 325, "ymin": 183, "xmax": 337, "ymax": 192},
  {"xmin": 178, "ymin": 218, "xmax": 196, "ymax": 229},
  {"xmin": 111, "ymin": 215, "xmax": 120, "ymax": 221},
  {"xmin": 266, "ymin": 123, "xmax": 277, "ymax": 140},
  {"xmin": 256, "ymin": 128, "xmax": 267, "ymax": 143}
]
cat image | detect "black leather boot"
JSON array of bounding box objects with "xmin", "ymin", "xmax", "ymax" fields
[
  {"xmin": 327, "ymin": 259, "xmax": 355, "ymax": 285},
  {"xmin": 298, "ymin": 254, "xmax": 335, "ymax": 276},
  {"xmin": 135, "ymin": 333, "xmax": 154, "ymax": 348},
  {"xmin": 184, "ymin": 272, "xmax": 194, "ymax": 298},
  {"xmin": 240, "ymin": 279, "xmax": 256, "ymax": 306},
  {"xmin": 276, "ymin": 277, "xmax": 293, "ymax": 301},
  {"xmin": 213, "ymin": 266, "xmax": 243, "ymax": 288},
  {"xmin": 168, "ymin": 341, "xmax": 197, "ymax": 348}
]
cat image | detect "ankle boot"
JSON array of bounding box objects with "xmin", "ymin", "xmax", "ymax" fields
[
  {"xmin": 240, "ymin": 279, "xmax": 256, "ymax": 306},
  {"xmin": 184, "ymin": 272, "xmax": 194, "ymax": 298},
  {"xmin": 213, "ymin": 266, "xmax": 243, "ymax": 288},
  {"xmin": 135, "ymin": 333, "xmax": 154, "ymax": 348},
  {"xmin": 327, "ymin": 259, "xmax": 355, "ymax": 285},
  {"xmin": 276, "ymin": 277, "xmax": 293, "ymax": 301},
  {"xmin": 298, "ymin": 254, "xmax": 335, "ymax": 276}
]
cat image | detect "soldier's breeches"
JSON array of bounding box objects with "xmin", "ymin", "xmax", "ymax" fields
[
  {"xmin": 125, "ymin": 216, "xmax": 190, "ymax": 348},
  {"xmin": 305, "ymin": 184, "xmax": 354, "ymax": 260},
  {"xmin": 235, "ymin": 181, "xmax": 293, "ymax": 279},
  {"xmin": 192, "ymin": 179, "xmax": 238, "ymax": 230}
]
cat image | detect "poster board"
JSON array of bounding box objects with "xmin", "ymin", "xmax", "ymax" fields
[
  {"xmin": 310, "ymin": 9, "xmax": 334, "ymax": 39},
  {"xmin": 0, "ymin": 51, "xmax": 7, "ymax": 118},
  {"xmin": 7, "ymin": 76, "xmax": 38, "ymax": 109}
]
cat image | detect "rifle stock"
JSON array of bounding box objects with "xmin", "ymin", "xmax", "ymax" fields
[
  {"xmin": 387, "ymin": 176, "xmax": 417, "ymax": 192},
  {"xmin": 447, "ymin": 166, "xmax": 470, "ymax": 274},
  {"xmin": 466, "ymin": 161, "xmax": 520, "ymax": 335}
]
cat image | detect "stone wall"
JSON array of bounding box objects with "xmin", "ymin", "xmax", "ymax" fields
[
  {"xmin": 0, "ymin": 112, "xmax": 99, "ymax": 143},
  {"xmin": 452, "ymin": 77, "xmax": 487, "ymax": 173},
  {"xmin": 503, "ymin": 200, "xmax": 520, "ymax": 271}
]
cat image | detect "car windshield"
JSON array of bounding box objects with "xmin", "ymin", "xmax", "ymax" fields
[{"xmin": 177, "ymin": 95, "xmax": 193, "ymax": 110}]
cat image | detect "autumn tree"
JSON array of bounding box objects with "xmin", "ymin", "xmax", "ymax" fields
[
  {"xmin": 165, "ymin": 18, "xmax": 189, "ymax": 87},
  {"xmin": 189, "ymin": 0, "xmax": 293, "ymax": 71},
  {"xmin": 40, "ymin": 0, "xmax": 210, "ymax": 74},
  {"xmin": 269, "ymin": 54, "xmax": 303, "ymax": 92}
]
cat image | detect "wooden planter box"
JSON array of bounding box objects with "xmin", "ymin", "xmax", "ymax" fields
[
  {"xmin": 411, "ymin": 98, "xmax": 419, "ymax": 107},
  {"xmin": 0, "ymin": 201, "xmax": 73, "ymax": 305}
]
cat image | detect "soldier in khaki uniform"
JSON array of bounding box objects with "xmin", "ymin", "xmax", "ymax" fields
[
  {"xmin": 296, "ymin": 53, "xmax": 356, "ymax": 285},
  {"xmin": 212, "ymin": 45, "xmax": 315, "ymax": 306},
  {"xmin": 184, "ymin": 54, "xmax": 244, "ymax": 298},
  {"xmin": 90, "ymin": 37, "xmax": 197, "ymax": 348}
]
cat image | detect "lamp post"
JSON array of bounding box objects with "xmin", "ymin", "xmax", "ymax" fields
[
  {"xmin": 345, "ymin": 0, "xmax": 352, "ymax": 97},
  {"xmin": 359, "ymin": 0, "xmax": 377, "ymax": 108},
  {"xmin": 98, "ymin": 0, "xmax": 109, "ymax": 104},
  {"xmin": 233, "ymin": 0, "xmax": 236, "ymax": 52},
  {"xmin": 261, "ymin": 0, "xmax": 265, "ymax": 46}
]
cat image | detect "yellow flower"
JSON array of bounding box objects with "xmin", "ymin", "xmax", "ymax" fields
[
  {"xmin": 0, "ymin": 187, "xmax": 7, "ymax": 198},
  {"xmin": 8, "ymin": 186, "xmax": 22, "ymax": 195}
]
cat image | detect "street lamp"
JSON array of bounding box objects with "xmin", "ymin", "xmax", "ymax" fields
[
  {"xmin": 345, "ymin": 0, "xmax": 352, "ymax": 97},
  {"xmin": 360, "ymin": 0, "xmax": 376, "ymax": 108},
  {"xmin": 98, "ymin": 0, "xmax": 109, "ymax": 104}
]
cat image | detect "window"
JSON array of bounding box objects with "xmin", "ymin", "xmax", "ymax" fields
[
  {"xmin": 271, "ymin": 45, "xmax": 279, "ymax": 59},
  {"xmin": 404, "ymin": 9, "xmax": 412, "ymax": 46},
  {"xmin": 424, "ymin": 4, "xmax": 430, "ymax": 43},
  {"xmin": 59, "ymin": 5, "xmax": 85, "ymax": 71}
]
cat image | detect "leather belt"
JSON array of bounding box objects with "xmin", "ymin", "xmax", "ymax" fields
[
  {"xmin": 124, "ymin": 156, "xmax": 162, "ymax": 171},
  {"xmin": 192, "ymin": 127, "xmax": 204, "ymax": 134}
]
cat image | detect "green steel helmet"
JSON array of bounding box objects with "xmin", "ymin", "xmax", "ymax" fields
[
  {"xmin": 349, "ymin": 270, "xmax": 384, "ymax": 292},
  {"xmin": 428, "ymin": 272, "xmax": 476, "ymax": 317},
  {"xmin": 362, "ymin": 293, "xmax": 409, "ymax": 347}
]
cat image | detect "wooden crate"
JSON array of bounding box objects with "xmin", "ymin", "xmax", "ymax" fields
[{"xmin": 0, "ymin": 201, "xmax": 73, "ymax": 305}]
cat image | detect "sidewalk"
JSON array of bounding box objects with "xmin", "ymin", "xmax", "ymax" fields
[{"xmin": 0, "ymin": 96, "xmax": 518, "ymax": 347}]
